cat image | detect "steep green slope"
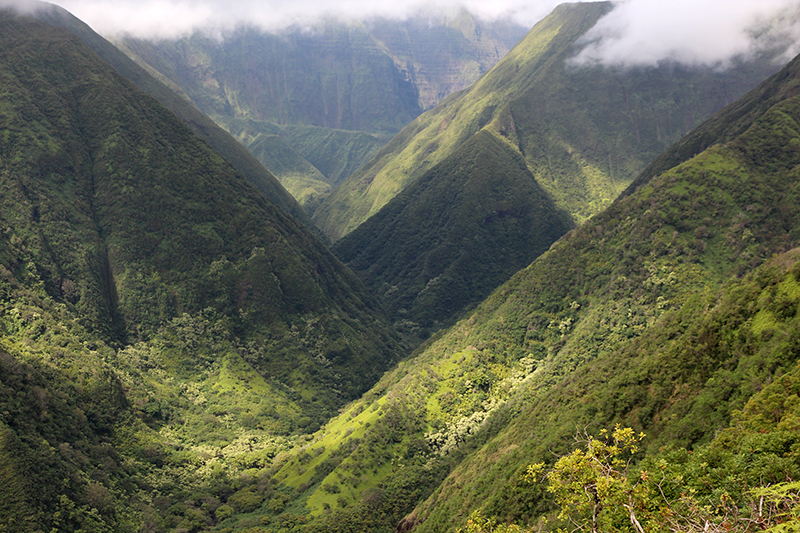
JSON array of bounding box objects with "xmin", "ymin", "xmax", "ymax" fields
[
  {"xmin": 313, "ymin": 2, "xmax": 782, "ymax": 241},
  {"xmin": 0, "ymin": 12, "xmax": 404, "ymax": 531},
  {"xmin": 333, "ymin": 129, "xmax": 574, "ymax": 332},
  {"xmin": 261, "ymin": 53, "xmax": 800, "ymax": 532},
  {"xmin": 1, "ymin": 4, "xmax": 403, "ymax": 418},
  {"xmin": 29, "ymin": 3, "xmax": 323, "ymax": 237}
]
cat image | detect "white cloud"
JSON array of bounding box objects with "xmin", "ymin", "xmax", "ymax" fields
[
  {"xmin": 39, "ymin": 0, "xmax": 563, "ymax": 39},
  {"xmin": 571, "ymin": 0, "xmax": 800, "ymax": 69},
  {"xmin": 8, "ymin": 0, "xmax": 798, "ymax": 70}
]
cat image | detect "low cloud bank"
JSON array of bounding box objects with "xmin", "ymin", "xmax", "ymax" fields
[
  {"xmin": 571, "ymin": 0, "xmax": 800, "ymax": 69},
  {"xmin": 4, "ymin": 0, "xmax": 798, "ymax": 71},
  {"xmin": 33, "ymin": 0, "xmax": 562, "ymax": 39}
]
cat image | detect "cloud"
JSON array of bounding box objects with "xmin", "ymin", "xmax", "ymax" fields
[
  {"xmin": 38, "ymin": 0, "xmax": 563, "ymax": 39},
  {"xmin": 571, "ymin": 0, "xmax": 800, "ymax": 69},
  {"xmin": 8, "ymin": 0, "xmax": 799, "ymax": 70},
  {"xmin": 1, "ymin": 0, "xmax": 48, "ymax": 14}
]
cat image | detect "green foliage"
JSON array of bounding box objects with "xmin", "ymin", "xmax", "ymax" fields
[
  {"xmin": 0, "ymin": 9, "xmax": 402, "ymax": 400},
  {"xmin": 535, "ymin": 426, "xmax": 649, "ymax": 533},
  {"xmin": 522, "ymin": 422, "xmax": 800, "ymax": 533},
  {"xmin": 3, "ymin": 5, "xmax": 800, "ymax": 533}
]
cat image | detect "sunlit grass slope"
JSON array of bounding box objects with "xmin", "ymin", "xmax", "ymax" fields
[{"xmin": 266, "ymin": 52, "xmax": 800, "ymax": 533}]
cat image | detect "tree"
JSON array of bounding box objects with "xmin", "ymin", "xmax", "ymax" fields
[
  {"xmin": 526, "ymin": 425, "xmax": 649, "ymax": 533},
  {"xmin": 526, "ymin": 426, "xmax": 800, "ymax": 533}
]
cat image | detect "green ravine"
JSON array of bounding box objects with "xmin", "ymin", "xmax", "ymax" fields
[
  {"xmin": 263, "ymin": 52, "xmax": 800, "ymax": 533},
  {"xmin": 313, "ymin": 2, "xmax": 784, "ymax": 242},
  {"xmin": 2, "ymin": 2, "xmax": 800, "ymax": 533}
]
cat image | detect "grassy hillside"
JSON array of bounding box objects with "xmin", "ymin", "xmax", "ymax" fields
[
  {"xmin": 333, "ymin": 129, "xmax": 574, "ymax": 333},
  {"xmin": 313, "ymin": 2, "xmax": 783, "ymax": 241},
  {"xmin": 256, "ymin": 52, "xmax": 800, "ymax": 533},
  {"xmin": 0, "ymin": 11, "xmax": 403, "ymax": 531}
]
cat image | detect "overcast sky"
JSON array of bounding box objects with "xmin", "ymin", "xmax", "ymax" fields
[{"xmin": 6, "ymin": 0, "xmax": 800, "ymax": 69}]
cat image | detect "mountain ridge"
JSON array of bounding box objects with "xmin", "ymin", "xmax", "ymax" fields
[
  {"xmin": 313, "ymin": 1, "xmax": 784, "ymax": 242},
  {"xmin": 0, "ymin": 12, "xmax": 404, "ymax": 530}
]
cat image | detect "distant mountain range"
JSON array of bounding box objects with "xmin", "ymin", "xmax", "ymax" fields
[{"xmin": 113, "ymin": 11, "xmax": 527, "ymax": 213}]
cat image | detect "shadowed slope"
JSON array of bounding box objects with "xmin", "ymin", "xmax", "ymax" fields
[{"xmin": 333, "ymin": 129, "xmax": 574, "ymax": 331}]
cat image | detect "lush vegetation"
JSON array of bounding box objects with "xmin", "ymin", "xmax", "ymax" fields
[
  {"xmin": 470, "ymin": 404, "xmax": 800, "ymax": 532},
  {"xmin": 3, "ymin": 3, "xmax": 800, "ymax": 533},
  {"xmin": 0, "ymin": 12, "xmax": 403, "ymax": 531},
  {"xmin": 312, "ymin": 2, "xmax": 783, "ymax": 242},
  {"xmin": 333, "ymin": 129, "xmax": 574, "ymax": 334}
]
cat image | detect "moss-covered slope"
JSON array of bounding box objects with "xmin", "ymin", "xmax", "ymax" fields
[
  {"xmin": 333, "ymin": 129, "xmax": 574, "ymax": 332},
  {"xmin": 313, "ymin": 2, "xmax": 783, "ymax": 241}
]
